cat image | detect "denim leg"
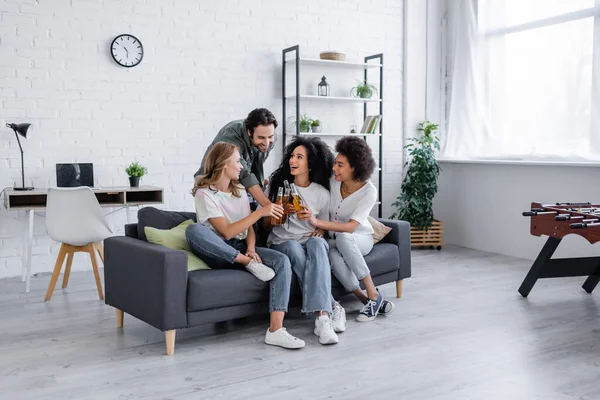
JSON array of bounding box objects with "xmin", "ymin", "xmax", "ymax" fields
[
  {"xmin": 328, "ymin": 232, "xmax": 374, "ymax": 291},
  {"xmin": 304, "ymin": 237, "xmax": 333, "ymax": 314},
  {"xmin": 272, "ymin": 239, "xmax": 333, "ymax": 314},
  {"xmin": 255, "ymin": 247, "xmax": 292, "ymax": 313},
  {"xmin": 185, "ymin": 223, "xmax": 241, "ymax": 268}
]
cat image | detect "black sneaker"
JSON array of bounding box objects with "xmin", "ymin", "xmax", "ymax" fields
[
  {"xmin": 356, "ymin": 292, "xmax": 384, "ymax": 322},
  {"xmin": 378, "ymin": 300, "xmax": 395, "ymax": 315}
]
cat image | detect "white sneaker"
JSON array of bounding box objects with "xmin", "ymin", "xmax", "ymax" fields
[
  {"xmin": 331, "ymin": 301, "xmax": 346, "ymax": 333},
  {"xmin": 313, "ymin": 315, "xmax": 339, "ymax": 345},
  {"xmin": 265, "ymin": 328, "xmax": 305, "ymax": 349},
  {"xmin": 245, "ymin": 260, "xmax": 275, "ymax": 282}
]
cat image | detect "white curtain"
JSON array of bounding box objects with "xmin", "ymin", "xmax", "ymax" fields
[{"xmin": 442, "ymin": 0, "xmax": 600, "ymax": 162}]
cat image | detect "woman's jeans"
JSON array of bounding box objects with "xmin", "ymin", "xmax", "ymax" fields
[
  {"xmin": 328, "ymin": 232, "xmax": 374, "ymax": 292},
  {"xmin": 270, "ymin": 237, "xmax": 334, "ymax": 314},
  {"xmin": 185, "ymin": 223, "xmax": 291, "ymax": 313}
]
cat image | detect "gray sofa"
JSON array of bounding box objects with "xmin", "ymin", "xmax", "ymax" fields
[{"xmin": 104, "ymin": 207, "xmax": 411, "ymax": 355}]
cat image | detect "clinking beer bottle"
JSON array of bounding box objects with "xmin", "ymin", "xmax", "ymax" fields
[
  {"xmin": 281, "ymin": 187, "xmax": 290, "ymax": 224},
  {"xmin": 272, "ymin": 187, "xmax": 284, "ymax": 225},
  {"xmin": 290, "ymin": 183, "xmax": 303, "ymax": 217}
]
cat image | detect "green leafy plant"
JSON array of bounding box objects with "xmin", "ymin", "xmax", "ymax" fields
[
  {"xmin": 350, "ymin": 80, "xmax": 378, "ymax": 99},
  {"xmin": 298, "ymin": 113, "xmax": 313, "ymax": 132},
  {"xmin": 391, "ymin": 120, "xmax": 441, "ymax": 230},
  {"xmin": 125, "ymin": 161, "xmax": 147, "ymax": 178},
  {"xmin": 311, "ymin": 119, "xmax": 320, "ymax": 127}
]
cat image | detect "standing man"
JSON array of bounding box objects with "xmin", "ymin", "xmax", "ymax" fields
[{"xmin": 194, "ymin": 108, "xmax": 277, "ymax": 207}]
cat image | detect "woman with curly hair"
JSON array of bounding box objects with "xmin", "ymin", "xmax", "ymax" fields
[
  {"xmin": 264, "ymin": 136, "xmax": 344, "ymax": 345},
  {"xmin": 307, "ymin": 136, "xmax": 395, "ymax": 323}
]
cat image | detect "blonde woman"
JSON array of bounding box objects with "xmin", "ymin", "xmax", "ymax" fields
[{"xmin": 185, "ymin": 142, "xmax": 305, "ymax": 349}]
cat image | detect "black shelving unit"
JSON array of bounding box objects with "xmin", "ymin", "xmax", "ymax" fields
[{"xmin": 282, "ymin": 45, "xmax": 384, "ymax": 217}]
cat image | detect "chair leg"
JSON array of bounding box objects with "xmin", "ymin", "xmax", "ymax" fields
[
  {"xmin": 87, "ymin": 244, "xmax": 104, "ymax": 301},
  {"xmin": 61, "ymin": 250, "xmax": 74, "ymax": 289},
  {"xmin": 94, "ymin": 241, "xmax": 104, "ymax": 263},
  {"xmin": 116, "ymin": 309, "xmax": 124, "ymax": 328},
  {"xmin": 45, "ymin": 244, "xmax": 68, "ymax": 302},
  {"xmin": 165, "ymin": 330, "xmax": 176, "ymax": 356},
  {"xmin": 396, "ymin": 280, "xmax": 403, "ymax": 298}
]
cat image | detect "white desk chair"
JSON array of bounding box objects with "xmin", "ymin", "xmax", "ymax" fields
[{"xmin": 44, "ymin": 187, "xmax": 113, "ymax": 302}]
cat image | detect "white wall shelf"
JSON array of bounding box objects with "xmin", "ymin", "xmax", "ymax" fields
[
  {"xmin": 285, "ymin": 57, "xmax": 382, "ymax": 69},
  {"xmin": 297, "ymin": 132, "xmax": 382, "ymax": 137},
  {"xmin": 285, "ymin": 95, "xmax": 381, "ymax": 103}
]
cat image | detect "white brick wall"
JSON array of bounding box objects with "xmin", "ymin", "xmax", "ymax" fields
[{"xmin": 0, "ymin": 0, "xmax": 404, "ymax": 279}]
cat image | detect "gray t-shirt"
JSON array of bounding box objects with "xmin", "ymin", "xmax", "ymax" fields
[{"xmin": 266, "ymin": 182, "xmax": 330, "ymax": 246}]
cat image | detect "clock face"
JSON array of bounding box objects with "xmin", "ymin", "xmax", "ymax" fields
[{"xmin": 111, "ymin": 34, "xmax": 143, "ymax": 67}]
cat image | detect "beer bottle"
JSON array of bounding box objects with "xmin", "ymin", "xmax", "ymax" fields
[
  {"xmin": 290, "ymin": 183, "xmax": 304, "ymax": 218},
  {"xmin": 271, "ymin": 187, "xmax": 284, "ymax": 225},
  {"xmin": 281, "ymin": 187, "xmax": 290, "ymax": 224}
]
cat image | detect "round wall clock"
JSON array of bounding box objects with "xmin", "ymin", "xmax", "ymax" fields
[{"xmin": 110, "ymin": 34, "xmax": 143, "ymax": 67}]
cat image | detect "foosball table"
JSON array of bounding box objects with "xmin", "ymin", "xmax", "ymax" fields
[{"xmin": 520, "ymin": 202, "xmax": 600, "ymax": 297}]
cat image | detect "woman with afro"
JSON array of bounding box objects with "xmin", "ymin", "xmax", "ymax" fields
[{"xmin": 306, "ymin": 136, "xmax": 395, "ymax": 322}]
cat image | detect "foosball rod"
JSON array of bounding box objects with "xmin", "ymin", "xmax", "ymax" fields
[
  {"xmin": 571, "ymin": 221, "xmax": 600, "ymax": 229},
  {"xmin": 543, "ymin": 202, "xmax": 592, "ymax": 207},
  {"xmin": 555, "ymin": 214, "xmax": 584, "ymax": 221},
  {"xmin": 522, "ymin": 211, "xmax": 557, "ymax": 216}
]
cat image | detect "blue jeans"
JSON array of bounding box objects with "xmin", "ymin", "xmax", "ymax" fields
[
  {"xmin": 271, "ymin": 237, "xmax": 334, "ymax": 314},
  {"xmin": 328, "ymin": 232, "xmax": 374, "ymax": 292},
  {"xmin": 185, "ymin": 223, "xmax": 292, "ymax": 313}
]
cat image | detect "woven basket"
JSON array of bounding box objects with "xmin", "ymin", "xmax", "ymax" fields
[{"xmin": 319, "ymin": 51, "xmax": 346, "ymax": 61}]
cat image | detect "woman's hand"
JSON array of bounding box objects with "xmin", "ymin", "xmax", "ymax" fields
[
  {"xmin": 261, "ymin": 203, "xmax": 284, "ymax": 219},
  {"xmin": 311, "ymin": 228, "xmax": 326, "ymax": 238},
  {"xmin": 245, "ymin": 248, "xmax": 262, "ymax": 263},
  {"xmin": 287, "ymin": 203, "xmax": 296, "ymax": 215},
  {"xmin": 297, "ymin": 205, "xmax": 313, "ymax": 221}
]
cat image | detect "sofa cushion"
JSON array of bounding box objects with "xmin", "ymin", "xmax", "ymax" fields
[
  {"xmin": 369, "ymin": 216, "xmax": 393, "ymax": 244},
  {"xmin": 137, "ymin": 207, "xmax": 197, "ymax": 241},
  {"xmin": 187, "ymin": 269, "xmax": 269, "ymax": 312},
  {"xmin": 144, "ymin": 220, "xmax": 210, "ymax": 272}
]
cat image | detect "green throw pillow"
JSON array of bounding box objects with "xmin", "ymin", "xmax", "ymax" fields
[{"xmin": 144, "ymin": 220, "xmax": 210, "ymax": 272}]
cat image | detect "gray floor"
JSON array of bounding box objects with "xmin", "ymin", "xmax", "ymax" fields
[{"xmin": 1, "ymin": 245, "xmax": 600, "ymax": 400}]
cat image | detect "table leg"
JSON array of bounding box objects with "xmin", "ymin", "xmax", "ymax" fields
[
  {"xmin": 25, "ymin": 210, "xmax": 34, "ymax": 293},
  {"xmin": 21, "ymin": 210, "xmax": 28, "ymax": 282}
]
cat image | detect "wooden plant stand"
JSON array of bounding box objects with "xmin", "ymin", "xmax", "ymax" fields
[{"xmin": 410, "ymin": 219, "xmax": 443, "ymax": 250}]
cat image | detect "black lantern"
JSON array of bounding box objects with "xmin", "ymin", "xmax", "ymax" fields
[{"xmin": 318, "ymin": 76, "xmax": 330, "ymax": 96}]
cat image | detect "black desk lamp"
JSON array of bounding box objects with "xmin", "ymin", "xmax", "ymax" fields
[{"xmin": 8, "ymin": 122, "xmax": 34, "ymax": 191}]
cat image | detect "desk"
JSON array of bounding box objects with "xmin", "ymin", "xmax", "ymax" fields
[{"xmin": 3, "ymin": 186, "xmax": 164, "ymax": 293}]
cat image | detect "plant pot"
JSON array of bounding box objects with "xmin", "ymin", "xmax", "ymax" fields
[
  {"xmin": 311, "ymin": 125, "xmax": 321, "ymax": 133},
  {"xmin": 358, "ymin": 91, "xmax": 373, "ymax": 99},
  {"xmin": 129, "ymin": 176, "xmax": 140, "ymax": 187},
  {"xmin": 410, "ymin": 219, "xmax": 443, "ymax": 250},
  {"xmin": 299, "ymin": 125, "xmax": 311, "ymax": 133}
]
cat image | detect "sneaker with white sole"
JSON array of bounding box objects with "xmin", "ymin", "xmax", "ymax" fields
[
  {"xmin": 313, "ymin": 315, "xmax": 339, "ymax": 345},
  {"xmin": 331, "ymin": 301, "xmax": 346, "ymax": 333},
  {"xmin": 245, "ymin": 260, "xmax": 275, "ymax": 282},
  {"xmin": 356, "ymin": 292, "xmax": 384, "ymax": 322},
  {"xmin": 265, "ymin": 328, "xmax": 305, "ymax": 349},
  {"xmin": 378, "ymin": 299, "xmax": 395, "ymax": 316}
]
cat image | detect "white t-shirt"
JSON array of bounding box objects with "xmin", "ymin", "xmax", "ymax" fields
[
  {"xmin": 266, "ymin": 182, "xmax": 330, "ymax": 246},
  {"xmin": 194, "ymin": 186, "xmax": 251, "ymax": 240},
  {"xmin": 329, "ymin": 178, "xmax": 377, "ymax": 236}
]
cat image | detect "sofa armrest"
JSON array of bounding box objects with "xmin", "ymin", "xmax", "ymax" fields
[
  {"xmin": 104, "ymin": 236, "xmax": 188, "ymax": 331},
  {"xmin": 377, "ymin": 218, "xmax": 412, "ymax": 280}
]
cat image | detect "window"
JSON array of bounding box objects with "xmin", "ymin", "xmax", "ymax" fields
[{"xmin": 441, "ymin": 0, "xmax": 600, "ymax": 161}]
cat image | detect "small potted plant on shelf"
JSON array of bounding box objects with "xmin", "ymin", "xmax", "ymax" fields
[
  {"xmin": 298, "ymin": 114, "xmax": 313, "ymax": 133},
  {"xmin": 311, "ymin": 119, "xmax": 321, "ymax": 133},
  {"xmin": 391, "ymin": 120, "xmax": 443, "ymax": 250},
  {"xmin": 125, "ymin": 160, "xmax": 147, "ymax": 188},
  {"xmin": 351, "ymin": 80, "xmax": 379, "ymax": 99}
]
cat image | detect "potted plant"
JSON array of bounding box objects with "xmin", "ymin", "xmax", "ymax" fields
[
  {"xmin": 125, "ymin": 161, "xmax": 147, "ymax": 188},
  {"xmin": 311, "ymin": 119, "xmax": 321, "ymax": 133},
  {"xmin": 350, "ymin": 80, "xmax": 379, "ymax": 99},
  {"xmin": 391, "ymin": 120, "xmax": 443, "ymax": 249},
  {"xmin": 298, "ymin": 114, "xmax": 313, "ymax": 133}
]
